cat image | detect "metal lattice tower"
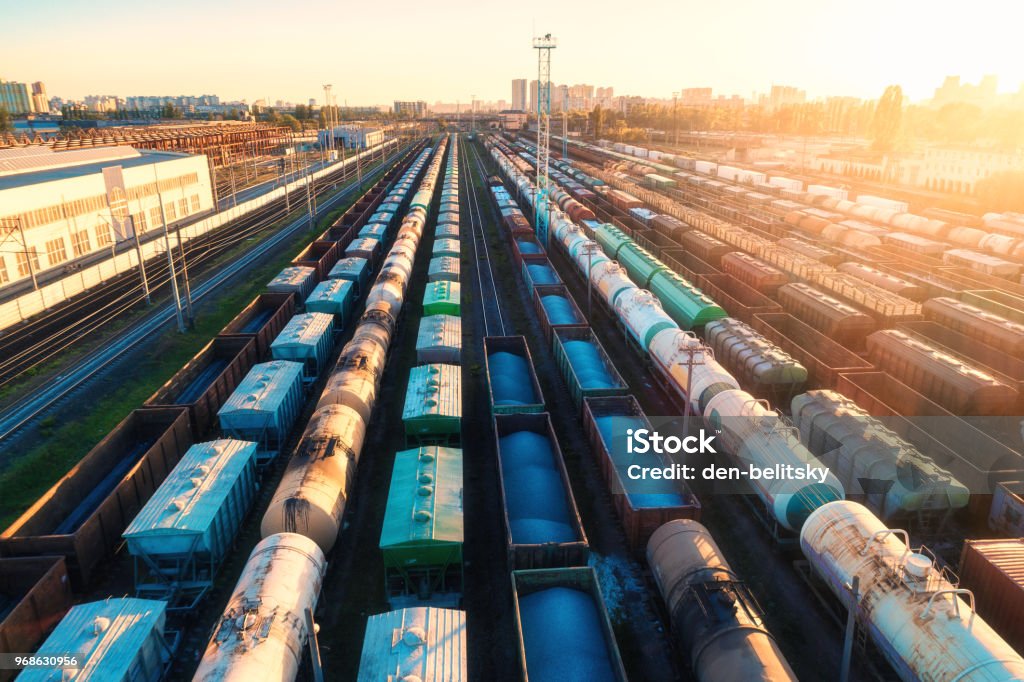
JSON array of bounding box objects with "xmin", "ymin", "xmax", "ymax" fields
[{"xmin": 533, "ymin": 33, "xmax": 556, "ymax": 246}]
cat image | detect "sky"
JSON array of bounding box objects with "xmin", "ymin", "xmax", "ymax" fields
[{"xmin": 2, "ymin": 0, "xmax": 1022, "ymax": 106}]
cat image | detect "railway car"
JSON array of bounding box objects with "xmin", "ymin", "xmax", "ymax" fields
[
  {"xmin": 485, "ymin": 336, "xmax": 545, "ymax": 415},
  {"xmin": 865, "ymin": 329, "xmax": 1018, "ymax": 416},
  {"xmin": 777, "ymin": 283, "xmax": 876, "ymax": 348},
  {"xmin": 356, "ymin": 608, "xmax": 467, "ymax": 681},
  {"xmin": 922, "ymin": 297, "xmax": 1024, "ymax": 357},
  {"xmin": 648, "ymin": 329, "xmax": 739, "ymax": 415},
  {"xmin": 613, "ymin": 288, "xmax": 679, "ymax": 350},
  {"xmin": 720, "ymin": 252, "xmax": 788, "ymax": 296},
  {"xmin": 647, "ymin": 270, "xmax": 726, "ymax": 330},
  {"xmin": 703, "ymin": 317, "xmax": 807, "ymax": 402},
  {"xmin": 650, "ymin": 214, "xmax": 689, "ymax": 241},
  {"xmin": 703, "ymin": 388, "xmax": 844, "ymax": 533},
  {"xmin": 801, "ymin": 501, "xmax": 1024, "ymax": 682},
  {"xmin": 511, "ymin": 568, "xmax": 627, "ymax": 681},
  {"xmin": 835, "ymin": 262, "xmax": 926, "ymax": 301},
  {"xmin": 943, "ymin": 248, "xmax": 1021, "ymax": 279},
  {"xmin": 192, "ymin": 533, "xmax": 326, "ymax": 681},
  {"xmin": 790, "ymin": 390, "xmax": 969, "ymax": 520},
  {"xmin": 646, "ymin": 520, "xmax": 797, "ymax": 682}
]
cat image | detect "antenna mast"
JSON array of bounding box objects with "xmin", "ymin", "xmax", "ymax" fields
[{"xmin": 533, "ymin": 33, "xmax": 556, "ymax": 247}]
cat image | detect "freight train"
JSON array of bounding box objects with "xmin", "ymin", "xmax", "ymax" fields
[
  {"xmin": 196, "ymin": 138, "xmax": 452, "ymax": 678},
  {"xmin": 487, "ymin": 135, "xmax": 845, "ymax": 536}
]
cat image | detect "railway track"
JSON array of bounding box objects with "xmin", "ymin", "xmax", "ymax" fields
[
  {"xmin": 0, "ymin": 144, "xmax": 414, "ymax": 446},
  {"xmin": 461, "ymin": 137, "xmax": 507, "ymax": 337}
]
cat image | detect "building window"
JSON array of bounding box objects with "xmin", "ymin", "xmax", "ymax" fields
[
  {"xmin": 0, "ymin": 257, "xmax": 8, "ymax": 284},
  {"xmin": 71, "ymin": 230, "xmax": 91, "ymax": 257},
  {"xmin": 150, "ymin": 206, "xmax": 161, "ymax": 228},
  {"xmin": 178, "ymin": 197, "xmax": 188, "ymax": 216},
  {"xmin": 95, "ymin": 223, "xmax": 113, "ymax": 247},
  {"xmin": 45, "ymin": 237, "xmax": 68, "ymax": 266},
  {"xmin": 16, "ymin": 247, "xmax": 40, "ymax": 277},
  {"xmin": 133, "ymin": 211, "xmax": 148, "ymax": 233},
  {"xmin": 190, "ymin": 194, "xmax": 201, "ymax": 212},
  {"xmin": 165, "ymin": 202, "xmax": 177, "ymax": 221}
]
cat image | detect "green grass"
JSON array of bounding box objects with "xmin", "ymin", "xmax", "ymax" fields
[{"xmin": 0, "ymin": 167, "xmax": 383, "ymax": 529}]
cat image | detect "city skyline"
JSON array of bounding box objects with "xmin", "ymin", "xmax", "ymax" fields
[{"xmin": 2, "ymin": 0, "xmax": 1022, "ymax": 106}]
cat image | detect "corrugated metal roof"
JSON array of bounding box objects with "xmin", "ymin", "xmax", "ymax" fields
[
  {"xmin": 20, "ymin": 598, "xmax": 167, "ymax": 682},
  {"xmin": 403, "ymin": 364, "xmax": 462, "ymax": 421},
  {"xmin": 966, "ymin": 539, "xmax": 1024, "ymax": 584},
  {"xmin": 270, "ymin": 313, "xmax": 333, "ymax": 351},
  {"xmin": 218, "ymin": 361, "xmax": 304, "ymax": 416},
  {"xmin": 432, "ymin": 239, "xmax": 461, "ymax": 257},
  {"xmin": 123, "ymin": 439, "xmax": 256, "ymax": 541},
  {"xmin": 306, "ymin": 279, "xmax": 354, "ymax": 313},
  {"xmin": 0, "ymin": 145, "xmax": 139, "ymax": 177},
  {"xmin": 356, "ymin": 607, "xmax": 467, "ymax": 682},
  {"xmin": 416, "ymin": 315, "xmax": 462, "ymax": 352},
  {"xmin": 381, "ymin": 446, "xmax": 463, "ymax": 548},
  {"xmin": 428, "ymin": 256, "xmax": 460, "ymax": 277},
  {"xmin": 424, "ymin": 281, "xmax": 461, "ymax": 304},
  {"xmin": 358, "ymin": 223, "xmax": 387, "ymax": 239},
  {"xmin": 328, "ymin": 256, "xmax": 368, "ymax": 280},
  {"xmin": 267, "ymin": 266, "xmax": 315, "ymax": 290}
]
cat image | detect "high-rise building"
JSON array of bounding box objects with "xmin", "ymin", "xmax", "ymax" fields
[
  {"xmin": 30, "ymin": 82, "xmax": 48, "ymax": 114},
  {"xmin": 511, "ymin": 79, "xmax": 527, "ymax": 111},
  {"xmin": 596, "ymin": 87, "xmax": 614, "ymax": 108},
  {"xmin": 394, "ymin": 100, "xmax": 427, "ymax": 117},
  {"xmin": 765, "ymin": 85, "xmax": 806, "ymax": 111},
  {"xmin": 528, "ymin": 80, "xmax": 539, "ymax": 114},
  {"xmin": 0, "ymin": 79, "xmax": 32, "ymax": 114}
]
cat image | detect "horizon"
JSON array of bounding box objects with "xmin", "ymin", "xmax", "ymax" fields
[{"xmin": 2, "ymin": 0, "xmax": 1022, "ymax": 106}]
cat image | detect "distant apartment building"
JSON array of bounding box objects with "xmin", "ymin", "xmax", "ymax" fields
[
  {"xmin": 511, "ymin": 79, "xmax": 527, "ymax": 111},
  {"xmin": 30, "ymin": 82, "xmax": 48, "ymax": 114},
  {"xmin": 932, "ymin": 75, "xmax": 999, "ymax": 109},
  {"xmin": 680, "ymin": 88, "xmax": 713, "ymax": 106},
  {"xmin": 123, "ymin": 95, "xmax": 221, "ymax": 112},
  {"xmin": 596, "ymin": 86, "xmax": 614, "ymax": 108},
  {"xmin": 528, "ymin": 80, "xmax": 539, "ymax": 113},
  {"xmin": 0, "ymin": 79, "xmax": 32, "ymax": 114},
  {"xmin": 84, "ymin": 95, "xmax": 121, "ymax": 113},
  {"xmin": 764, "ymin": 85, "xmax": 806, "ymax": 111},
  {"xmin": 393, "ymin": 100, "xmax": 427, "ymax": 117}
]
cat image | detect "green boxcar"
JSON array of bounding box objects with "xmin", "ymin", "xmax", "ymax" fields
[
  {"xmin": 593, "ymin": 223, "xmax": 631, "ymax": 259},
  {"xmin": 402, "ymin": 364, "xmax": 462, "ymax": 443},
  {"xmin": 423, "ymin": 281, "xmax": 461, "ymax": 316},
  {"xmin": 648, "ymin": 270, "xmax": 727, "ymax": 330},
  {"xmin": 380, "ymin": 445, "xmax": 464, "ymax": 602}
]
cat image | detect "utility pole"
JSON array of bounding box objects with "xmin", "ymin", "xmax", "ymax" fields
[
  {"xmin": 174, "ymin": 215, "xmax": 195, "ymax": 329},
  {"xmin": 680, "ymin": 336, "xmax": 709, "ymax": 437},
  {"xmin": 673, "ymin": 91, "xmax": 680, "ymax": 147},
  {"xmin": 2, "ymin": 217, "xmax": 38, "ymax": 291},
  {"xmin": 154, "ymin": 172, "xmax": 186, "ymax": 333},
  {"xmin": 471, "ymin": 94, "xmax": 476, "ymax": 135}
]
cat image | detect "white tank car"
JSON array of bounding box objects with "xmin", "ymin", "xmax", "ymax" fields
[
  {"xmin": 648, "ymin": 328, "xmax": 738, "ymax": 413},
  {"xmin": 613, "ymin": 288, "xmax": 679, "ymax": 350},
  {"xmin": 261, "ymin": 404, "xmax": 366, "ymax": 553},
  {"xmin": 703, "ymin": 388, "xmax": 844, "ymax": 532},
  {"xmin": 591, "ymin": 260, "xmax": 636, "ymax": 307},
  {"xmin": 192, "ymin": 533, "xmax": 326, "ymax": 682},
  {"xmin": 572, "ymin": 240, "xmax": 610, "ymax": 275},
  {"xmin": 801, "ymin": 501, "xmax": 1024, "ymax": 681},
  {"xmin": 316, "ymin": 317, "xmax": 391, "ymax": 422}
]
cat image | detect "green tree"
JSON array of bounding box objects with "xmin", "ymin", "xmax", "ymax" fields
[
  {"xmin": 976, "ymin": 171, "xmax": 1024, "ymax": 213},
  {"xmin": 871, "ymin": 84, "xmax": 903, "ymax": 151},
  {"xmin": 279, "ymin": 114, "xmax": 301, "ymax": 132},
  {"xmin": 0, "ymin": 107, "xmax": 12, "ymax": 132}
]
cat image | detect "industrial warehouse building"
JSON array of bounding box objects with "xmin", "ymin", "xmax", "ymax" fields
[
  {"xmin": 320, "ymin": 124, "xmax": 385, "ymax": 149},
  {"xmin": 0, "ymin": 145, "xmax": 214, "ymax": 289}
]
